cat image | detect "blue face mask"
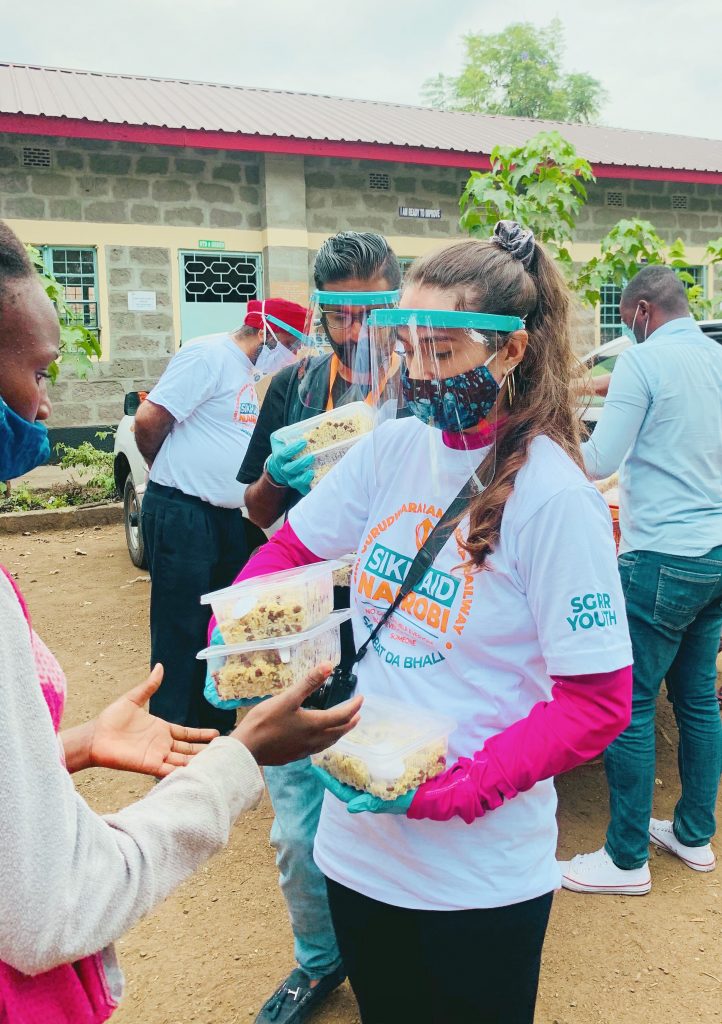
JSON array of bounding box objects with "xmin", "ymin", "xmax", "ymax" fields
[
  {"xmin": 401, "ymin": 358, "xmax": 501, "ymax": 432},
  {"xmin": 0, "ymin": 399, "xmax": 51, "ymax": 480}
]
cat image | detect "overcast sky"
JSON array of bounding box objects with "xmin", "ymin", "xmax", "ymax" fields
[{"xmin": 3, "ymin": 0, "xmax": 719, "ymax": 139}]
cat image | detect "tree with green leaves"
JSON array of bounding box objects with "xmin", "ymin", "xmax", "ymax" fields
[
  {"xmin": 26, "ymin": 244, "xmax": 101, "ymax": 381},
  {"xmin": 423, "ymin": 19, "xmax": 606, "ymax": 124},
  {"xmin": 459, "ymin": 131, "xmax": 722, "ymax": 320}
]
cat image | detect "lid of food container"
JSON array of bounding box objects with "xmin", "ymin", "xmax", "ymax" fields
[
  {"xmin": 327, "ymin": 695, "xmax": 456, "ymax": 766},
  {"xmin": 200, "ymin": 559, "xmax": 342, "ymax": 608},
  {"xmin": 196, "ymin": 609, "xmax": 351, "ymax": 660}
]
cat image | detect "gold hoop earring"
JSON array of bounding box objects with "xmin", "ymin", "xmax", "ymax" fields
[{"xmin": 507, "ymin": 369, "xmax": 516, "ymax": 406}]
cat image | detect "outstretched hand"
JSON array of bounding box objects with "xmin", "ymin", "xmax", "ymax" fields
[
  {"xmin": 232, "ymin": 662, "xmax": 363, "ymax": 766},
  {"xmin": 89, "ymin": 665, "xmax": 219, "ymax": 778}
]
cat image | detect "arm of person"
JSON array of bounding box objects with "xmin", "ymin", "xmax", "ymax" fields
[
  {"xmin": 134, "ymin": 344, "xmax": 219, "ymax": 466},
  {"xmin": 238, "ymin": 369, "xmax": 294, "ymax": 528},
  {"xmin": 581, "ymin": 352, "xmax": 651, "ymax": 479},
  {"xmin": 0, "ymin": 583, "xmax": 360, "ymax": 975}
]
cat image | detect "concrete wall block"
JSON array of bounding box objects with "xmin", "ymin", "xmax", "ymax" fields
[
  {"xmin": 0, "ymin": 147, "xmax": 19, "ymax": 168},
  {"xmin": 56, "ymin": 150, "xmax": 85, "ymax": 171},
  {"xmin": 48, "ymin": 403, "xmax": 95, "ymax": 428},
  {"xmin": 135, "ymin": 313, "xmax": 174, "ymax": 332},
  {"xmin": 76, "ymin": 176, "xmax": 111, "ymax": 197},
  {"xmin": 626, "ymin": 193, "xmax": 651, "ymax": 209},
  {"xmin": 245, "ymin": 164, "xmax": 260, "ymax": 185},
  {"xmin": 212, "ymin": 163, "xmax": 243, "ymax": 183},
  {"xmin": 129, "ymin": 247, "xmax": 171, "ymax": 266},
  {"xmin": 104, "ymin": 358, "xmax": 147, "ymax": 378},
  {"xmin": 112, "ymin": 178, "xmax": 151, "ymax": 199},
  {"xmin": 247, "ymin": 212, "xmax": 262, "ymax": 229},
  {"xmin": 688, "ymin": 196, "xmax": 710, "ymax": 212},
  {"xmin": 49, "ymin": 199, "xmax": 83, "ymax": 220},
  {"xmin": 152, "ymin": 180, "xmax": 192, "ymax": 202},
  {"xmin": 108, "ymin": 267, "xmax": 133, "ymax": 286},
  {"xmin": 306, "ymin": 191, "xmax": 328, "ymax": 210},
  {"xmin": 5, "ymin": 196, "xmax": 47, "ymax": 218},
  {"xmin": 94, "ymin": 400, "xmax": 128, "ymax": 421},
  {"xmin": 129, "ymin": 203, "xmax": 161, "ymax": 224},
  {"xmin": 196, "ymin": 182, "xmax": 234, "ymax": 204},
  {"xmin": 305, "ymin": 172, "xmax": 336, "ymax": 189},
  {"xmin": 700, "ymin": 214, "xmax": 722, "ymax": 228},
  {"xmin": 209, "ymin": 208, "xmax": 246, "ymax": 227},
  {"xmin": 394, "ymin": 176, "xmax": 417, "ymax": 192},
  {"xmin": 139, "ymin": 270, "xmax": 170, "ymax": 288},
  {"xmin": 162, "ymin": 205, "xmax": 205, "ymax": 226},
  {"xmin": 630, "ymin": 179, "xmax": 667, "ymax": 195},
  {"xmin": 650, "ymin": 195, "xmax": 672, "ymax": 210},
  {"xmin": 175, "ymin": 158, "xmax": 205, "ymax": 175},
  {"xmin": 237, "ymin": 185, "xmax": 260, "ymax": 205},
  {"xmin": 84, "ymin": 200, "xmax": 130, "ymax": 222},
  {"xmin": 136, "ymin": 156, "xmax": 170, "ymax": 175},
  {"xmin": 31, "ymin": 173, "xmax": 73, "ymax": 196},
  {"xmin": 89, "ymin": 154, "xmax": 132, "ymax": 175},
  {"xmin": 145, "ymin": 357, "xmax": 172, "ymax": 379},
  {"xmin": 0, "ymin": 172, "xmax": 30, "ymax": 193},
  {"xmin": 113, "ymin": 334, "xmax": 151, "ymax": 354},
  {"xmin": 72, "ymin": 138, "xmax": 112, "ymax": 151}
]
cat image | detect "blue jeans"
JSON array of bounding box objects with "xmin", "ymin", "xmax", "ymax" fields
[
  {"xmin": 605, "ymin": 546, "xmax": 722, "ymax": 870},
  {"xmin": 265, "ymin": 758, "xmax": 342, "ymax": 978}
]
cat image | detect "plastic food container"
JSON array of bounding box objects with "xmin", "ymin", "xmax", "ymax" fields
[
  {"xmin": 273, "ymin": 402, "xmax": 374, "ymax": 487},
  {"xmin": 313, "ymin": 696, "xmax": 456, "ymax": 800},
  {"xmin": 201, "ymin": 562, "xmax": 338, "ymax": 645},
  {"xmin": 197, "ymin": 610, "xmax": 351, "ymax": 701},
  {"xmin": 332, "ymin": 553, "xmax": 356, "ymax": 589}
]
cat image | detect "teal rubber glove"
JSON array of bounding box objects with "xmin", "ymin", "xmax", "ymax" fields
[
  {"xmin": 203, "ymin": 625, "xmax": 268, "ymax": 710},
  {"xmin": 267, "ymin": 434, "xmax": 315, "ymax": 495},
  {"xmin": 311, "ymin": 765, "xmax": 415, "ymax": 814}
]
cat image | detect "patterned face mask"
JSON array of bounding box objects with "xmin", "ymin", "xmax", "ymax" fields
[{"xmin": 401, "ymin": 354, "xmax": 501, "ymax": 433}]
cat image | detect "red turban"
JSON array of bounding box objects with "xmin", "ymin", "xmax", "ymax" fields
[{"xmin": 244, "ymin": 298, "xmax": 307, "ymax": 334}]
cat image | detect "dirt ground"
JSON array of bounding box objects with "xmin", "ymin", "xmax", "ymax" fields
[{"xmin": 3, "ymin": 523, "xmax": 721, "ymax": 1024}]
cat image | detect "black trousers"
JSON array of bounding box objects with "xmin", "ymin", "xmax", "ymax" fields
[
  {"xmin": 326, "ymin": 878, "xmax": 553, "ymax": 1024},
  {"xmin": 141, "ymin": 480, "xmax": 250, "ymax": 731}
]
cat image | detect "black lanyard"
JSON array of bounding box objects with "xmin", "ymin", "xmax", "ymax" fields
[{"xmin": 304, "ymin": 466, "xmax": 484, "ymax": 710}]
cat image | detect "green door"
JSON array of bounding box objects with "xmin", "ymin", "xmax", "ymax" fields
[{"xmin": 179, "ymin": 250, "xmax": 263, "ymax": 343}]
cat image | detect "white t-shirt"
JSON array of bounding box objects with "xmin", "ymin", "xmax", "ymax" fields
[
  {"xmin": 148, "ymin": 333, "xmax": 260, "ymax": 508},
  {"xmin": 290, "ymin": 418, "xmax": 632, "ymax": 911}
]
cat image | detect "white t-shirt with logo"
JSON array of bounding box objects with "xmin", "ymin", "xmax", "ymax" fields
[
  {"xmin": 290, "ymin": 417, "xmax": 632, "ymax": 910},
  {"xmin": 148, "ymin": 333, "xmax": 260, "ymax": 508}
]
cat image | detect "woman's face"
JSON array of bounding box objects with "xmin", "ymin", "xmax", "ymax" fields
[
  {"xmin": 398, "ymin": 284, "xmax": 527, "ymax": 382},
  {"xmin": 0, "ymin": 278, "xmax": 60, "ymax": 423}
]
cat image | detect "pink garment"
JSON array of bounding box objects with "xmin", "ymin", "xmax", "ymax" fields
[
  {"xmin": 0, "ymin": 567, "xmax": 117, "ymax": 1024},
  {"xmin": 408, "ymin": 667, "xmax": 632, "ymax": 824},
  {"xmin": 441, "ymin": 416, "xmax": 507, "ymax": 451},
  {"xmin": 207, "ymin": 521, "xmax": 320, "ymax": 641}
]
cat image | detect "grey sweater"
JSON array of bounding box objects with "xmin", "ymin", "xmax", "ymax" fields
[{"xmin": 0, "ymin": 572, "xmax": 264, "ymax": 977}]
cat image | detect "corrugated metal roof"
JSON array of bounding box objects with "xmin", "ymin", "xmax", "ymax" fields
[{"xmin": 2, "ymin": 61, "xmax": 722, "ymax": 174}]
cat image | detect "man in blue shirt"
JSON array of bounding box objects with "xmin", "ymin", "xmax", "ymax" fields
[{"xmin": 562, "ymin": 265, "xmax": 722, "ymax": 894}]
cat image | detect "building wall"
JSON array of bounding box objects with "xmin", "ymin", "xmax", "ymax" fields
[{"xmin": 1, "ymin": 132, "xmax": 721, "ymax": 430}]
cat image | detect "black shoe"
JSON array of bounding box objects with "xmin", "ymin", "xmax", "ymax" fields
[{"xmin": 254, "ymin": 965, "xmax": 346, "ymax": 1023}]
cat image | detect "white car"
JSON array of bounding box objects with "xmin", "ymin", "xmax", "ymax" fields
[{"xmin": 113, "ymin": 391, "xmax": 273, "ymax": 568}]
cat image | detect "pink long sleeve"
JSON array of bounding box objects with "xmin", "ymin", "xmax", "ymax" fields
[
  {"xmin": 407, "ymin": 666, "xmax": 632, "ymax": 824},
  {"xmin": 207, "ymin": 521, "xmax": 322, "ymax": 640}
]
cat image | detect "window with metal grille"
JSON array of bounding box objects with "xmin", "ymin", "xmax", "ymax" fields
[
  {"xmin": 671, "ymin": 194, "xmax": 688, "ymax": 209},
  {"xmin": 606, "ymin": 191, "xmax": 624, "ymax": 207},
  {"xmin": 398, "ymin": 257, "xmax": 416, "ymax": 278},
  {"xmin": 40, "ymin": 246, "xmax": 99, "ymax": 331},
  {"xmin": 182, "ymin": 253, "xmax": 260, "ymax": 303},
  {"xmin": 22, "ymin": 146, "xmax": 51, "ymax": 168},
  {"xmin": 599, "ymin": 265, "xmax": 705, "ymax": 343},
  {"xmin": 369, "ymin": 172, "xmax": 390, "ymax": 190}
]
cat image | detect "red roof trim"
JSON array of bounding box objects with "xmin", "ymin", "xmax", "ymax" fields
[{"xmin": 2, "ymin": 113, "xmax": 721, "ymax": 184}]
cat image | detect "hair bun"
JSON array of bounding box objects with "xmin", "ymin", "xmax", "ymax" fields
[{"xmin": 491, "ymin": 221, "xmax": 535, "ymax": 268}]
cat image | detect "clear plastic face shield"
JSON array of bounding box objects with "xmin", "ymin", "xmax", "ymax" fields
[
  {"xmin": 252, "ymin": 302, "xmax": 307, "ymax": 379},
  {"xmin": 367, "ymin": 309, "xmax": 525, "ymax": 491},
  {"xmin": 297, "ymin": 289, "xmax": 400, "ymax": 413}
]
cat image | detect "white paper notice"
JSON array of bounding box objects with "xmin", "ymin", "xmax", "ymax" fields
[{"xmin": 128, "ymin": 291, "xmax": 157, "ymax": 312}]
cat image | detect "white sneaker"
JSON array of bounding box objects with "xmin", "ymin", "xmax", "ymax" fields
[
  {"xmin": 649, "ymin": 818, "xmax": 716, "ymax": 872},
  {"xmin": 559, "ymin": 847, "xmax": 652, "ymax": 895}
]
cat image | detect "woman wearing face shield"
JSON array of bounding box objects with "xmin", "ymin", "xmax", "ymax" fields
[
  {"xmin": 0, "ymin": 222, "xmax": 362, "ymax": 1023},
  {"xmin": 217, "ymin": 222, "xmax": 633, "ymax": 1023}
]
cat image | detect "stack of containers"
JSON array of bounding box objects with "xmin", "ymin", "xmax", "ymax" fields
[
  {"xmin": 197, "ymin": 561, "xmax": 349, "ymax": 705},
  {"xmin": 271, "ymin": 401, "xmax": 374, "ymax": 488}
]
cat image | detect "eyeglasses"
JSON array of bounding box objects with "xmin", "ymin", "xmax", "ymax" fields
[{"xmin": 319, "ymin": 305, "xmax": 386, "ymax": 333}]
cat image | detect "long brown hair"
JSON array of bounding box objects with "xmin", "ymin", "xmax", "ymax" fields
[{"xmin": 405, "ymin": 237, "xmax": 582, "ymax": 569}]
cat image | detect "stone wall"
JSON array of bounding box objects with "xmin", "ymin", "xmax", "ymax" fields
[
  {"xmin": 305, "ymin": 157, "xmax": 467, "ymax": 247},
  {"xmin": 47, "ymin": 245, "xmax": 175, "ymax": 427},
  {"xmin": 0, "ymin": 134, "xmax": 261, "ymax": 229}
]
